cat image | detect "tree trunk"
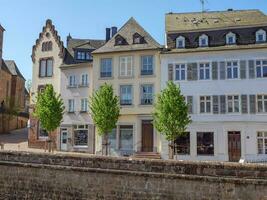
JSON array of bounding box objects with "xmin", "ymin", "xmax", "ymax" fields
[
  {"xmin": 168, "ymin": 140, "xmax": 174, "ymax": 159},
  {"xmin": 102, "ymin": 134, "xmax": 109, "ymax": 156}
]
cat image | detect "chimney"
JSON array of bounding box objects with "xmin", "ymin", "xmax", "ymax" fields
[
  {"xmin": 106, "ymin": 28, "xmax": 111, "ymax": 42},
  {"xmin": 0, "ymin": 24, "xmax": 5, "ymax": 67},
  {"xmin": 111, "ymin": 27, "xmax": 118, "ymax": 37},
  {"xmin": 67, "ymin": 33, "xmax": 72, "ymax": 46}
]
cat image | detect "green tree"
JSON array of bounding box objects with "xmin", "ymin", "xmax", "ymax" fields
[
  {"xmin": 90, "ymin": 83, "xmax": 120, "ymax": 156},
  {"xmin": 34, "ymin": 84, "xmax": 64, "ymax": 152},
  {"xmin": 153, "ymin": 81, "xmax": 191, "ymax": 159}
]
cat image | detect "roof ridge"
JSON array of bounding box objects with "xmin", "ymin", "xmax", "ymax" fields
[{"xmin": 166, "ymin": 9, "xmax": 264, "ymax": 15}]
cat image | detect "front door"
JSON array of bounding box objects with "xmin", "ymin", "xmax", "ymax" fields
[
  {"xmin": 228, "ymin": 131, "xmax": 241, "ymax": 162},
  {"xmin": 60, "ymin": 129, "xmax": 68, "ymax": 151},
  {"xmin": 141, "ymin": 120, "xmax": 153, "ymax": 152}
]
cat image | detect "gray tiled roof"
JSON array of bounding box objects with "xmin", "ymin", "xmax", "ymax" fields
[
  {"xmin": 4, "ymin": 60, "xmax": 25, "ymax": 80},
  {"xmin": 166, "ymin": 9, "xmax": 267, "ymax": 33},
  {"xmin": 93, "ymin": 17, "xmax": 162, "ymax": 54}
]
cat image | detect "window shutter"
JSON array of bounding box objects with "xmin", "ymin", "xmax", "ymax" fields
[
  {"xmin": 187, "ymin": 96, "xmax": 193, "ymax": 114},
  {"xmin": 240, "ymin": 60, "xmax": 247, "ymax": 79},
  {"xmin": 248, "ymin": 60, "xmax": 255, "ymax": 79},
  {"xmin": 168, "ymin": 64, "xmax": 173, "ymax": 80},
  {"xmin": 212, "ymin": 62, "xmax": 218, "ymax": 80},
  {"xmin": 249, "ymin": 95, "xmax": 256, "ymax": 114},
  {"xmin": 220, "ymin": 95, "xmax": 226, "ymax": 114},
  {"xmin": 187, "ymin": 63, "xmax": 198, "ymax": 81},
  {"xmin": 212, "ymin": 95, "xmax": 219, "ymax": 114},
  {"xmin": 241, "ymin": 95, "xmax": 248, "ymax": 114},
  {"xmin": 219, "ymin": 61, "xmax": 226, "ymax": 80}
]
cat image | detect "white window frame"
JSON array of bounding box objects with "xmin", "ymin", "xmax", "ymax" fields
[
  {"xmin": 257, "ymin": 95, "xmax": 267, "ymax": 113},
  {"xmin": 256, "ymin": 60, "xmax": 267, "ymax": 78},
  {"xmin": 140, "ymin": 84, "xmax": 154, "ymax": 105},
  {"xmin": 227, "ymin": 95, "xmax": 240, "ymax": 113},
  {"xmin": 141, "ymin": 55, "xmax": 154, "ymax": 75},
  {"xmin": 199, "ymin": 34, "xmax": 208, "ymax": 47},
  {"xmin": 226, "ymin": 61, "xmax": 239, "ymax": 79},
  {"xmin": 68, "ymin": 75, "xmax": 76, "ymax": 87},
  {"xmin": 119, "ymin": 56, "xmax": 133, "ymax": 77},
  {"xmin": 176, "ymin": 36, "xmax": 185, "ymax": 48},
  {"xmin": 199, "ymin": 62, "xmax": 211, "ymax": 80},
  {"xmin": 73, "ymin": 124, "xmax": 89, "ymax": 148},
  {"xmin": 257, "ymin": 131, "xmax": 267, "ymax": 154},
  {"xmin": 226, "ymin": 32, "xmax": 236, "ymax": 45},
  {"xmin": 256, "ymin": 29, "xmax": 266, "ymax": 43},
  {"xmin": 81, "ymin": 74, "xmax": 89, "ymax": 86},
  {"xmin": 68, "ymin": 99, "xmax": 75, "ymax": 113},
  {"xmin": 80, "ymin": 98, "xmax": 88, "ymax": 112},
  {"xmin": 100, "ymin": 58, "xmax": 112, "ymax": 78},
  {"xmin": 175, "ymin": 63, "xmax": 186, "ymax": 81},
  {"xmin": 120, "ymin": 85, "xmax": 133, "ymax": 106},
  {"xmin": 199, "ymin": 96, "xmax": 212, "ymax": 114}
]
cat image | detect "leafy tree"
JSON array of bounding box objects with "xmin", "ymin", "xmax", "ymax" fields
[
  {"xmin": 34, "ymin": 84, "xmax": 64, "ymax": 152},
  {"xmin": 90, "ymin": 83, "xmax": 120, "ymax": 156},
  {"xmin": 153, "ymin": 81, "xmax": 191, "ymax": 159}
]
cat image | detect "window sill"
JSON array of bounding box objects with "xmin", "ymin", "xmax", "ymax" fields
[
  {"xmin": 99, "ymin": 77, "xmax": 114, "ymax": 80},
  {"xmin": 118, "ymin": 76, "xmax": 134, "ymax": 79},
  {"xmin": 78, "ymin": 84, "xmax": 89, "ymax": 88},
  {"xmin": 80, "ymin": 111, "xmax": 88, "ymax": 114},
  {"xmin": 67, "ymin": 111, "xmax": 75, "ymax": 114},
  {"xmin": 139, "ymin": 74, "xmax": 156, "ymax": 78},
  {"xmin": 67, "ymin": 86, "xmax": 78, "ymax": 89},
  {"xmin": 139, "ymin": 104, "xmax": 153, "ymax": 107}
]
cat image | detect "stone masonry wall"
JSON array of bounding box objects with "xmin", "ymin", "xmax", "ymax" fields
[{"xmin": 0, "ymin": 151, "xmax": 266, "ymax": 199}]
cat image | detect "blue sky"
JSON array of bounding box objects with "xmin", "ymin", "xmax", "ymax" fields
[{"xmin": 1, "ymin": 0, "xmax": 267, "ymax": 81}]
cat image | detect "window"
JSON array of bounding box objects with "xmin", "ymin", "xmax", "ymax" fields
[
  {"xmin": 256, "ymin": 60, "xmax": 267, "ymax": 78},
  {"xmin": 120, "ymin": 85, "xmax": 132, "ymax": 105},
  {"xmin": 86, "ymin": 52, "xmax": 92, "ymax": 60},
  {"xmin": 115, "ymin": 35, "xmax": 127, "ymax": 46},
  {"xmin": 226, "ymin": 32, "xmax": 236, "ymax": 45},
  {"xmin": 257, "ymin": 95, "xmax": 267, "ymax": 113},
  {"xmin": 41, "ymin": 41, "xmax": 52, "ymax": 51},
  {"xmin": 133, "ymin": 33, "xmax": 144, "ymax": 44},
  {"xmin": 197, "ymin": 132, "xmax": 214, "ymax": 155},
  {"xmin": 73, "ymin": 125, "xmax": 88, "ymax": 146},
  {"xmin": 81, "ymin": 74, "xmax": 89, "ymax": 86},
  {"xmin": 199, "ymin": 34, "xmax": 208, "ymax": 47},
  {"xmin": 38, "ymin": 122, "xmax": 48, "ymax": 138},
  {"xmin": 174, "ymin": 132, "xmax": 190, "ymax": 155},
  {"xmin": 81, "ymin": 98, "xmax": 88, "ymax": 112},
  {"xmin": 256, "ymin": 29, "xmax": 266, "ymax": 43},
  {"xmin": 68, "ymin": 99, "xmax": 75, "ymax": 113},
  {"xmin": 141, "ymin": 84, "xmax": 153, "ymax": 105},
  {"xmin": 141, "ymin": 55, "xmax": 153, "ymax": 75},
  {"xmin": 227, "ymin": 61, "xmax": 239, "ymax": 79},
  {"xmin": 175, "ymin": 64, "xmax": 186, "ymax": 80},
  {"xmin": 100, "ymin": 58, "xmax": 112, "ymax": 78},
  {"xmin": 120, "ymin": 56, "xmax": 133, "ymax": 77},
  {"xmin": 39, "ymin": 58, "xmax": 53, "ymax": 77},
  {"xmin": 77, "ymin": 51, "xmax": 85, "ymax": 60},
  {"xmin": 119, "ymin": 125, "xmax": 133, "ymax": 150},
  {"xmin": 68, "ymin": 75, "xmax": 76, "ymax": 87},
  {"xmin": 257, "ymin": 132, "xmax": 267, "ymax": 154},
  {"xmin": 176, "ymin": 36, "xmax": 185, "ymax": 48},
  {"xmin": 200, "ymin": 96, "xmax": 211, "ymax": 113},
  {"xmin": 227, "ymin": 95, "xmax": 239, "ymax": 113},
  {"xmin": 199, "ymin": 63, "xmax": 210, "ymax": 80},
  {"xmin": 108, "ymin": 129, "xmax": 117, "ymax": 150}
]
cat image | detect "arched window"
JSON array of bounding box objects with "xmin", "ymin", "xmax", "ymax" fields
[
  {"xmin": 199, "ymin": 34, "xmax": 208, "ymax": 47},
  {"xmin": 48, "ymin": 41, "xmax": 53, "ymax": 51},
  {"xmin": 41, "ymin": 41, "xmax": 52, "ymax": 52},
  {"xmin": 176, "ymin": 36, "xmax": 185, "ymax": 48},
  {"xmin": 256, "ymin": 29, "xmax": 266, "ymax": 43},
  {"xmin": 226, "ymin": 32, "xmax": 236, "ymax": 45}
]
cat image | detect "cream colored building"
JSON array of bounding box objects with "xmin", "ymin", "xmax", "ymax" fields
[{"xmin": 92, "ymin": 18, "xmax": 162, "ymax": 157}]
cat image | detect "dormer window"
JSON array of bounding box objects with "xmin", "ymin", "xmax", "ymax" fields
[
  {"xmin": 199, "ymin": 34, "xmax": 208, "ymax": 47},
  {"xmin": 115, "ymin": 35, "xmax": 128, "ymax": 46},
  {"xmin": 226, "ymin": 32, "xmax": 236, "ymax": 45},
  {"xmin": 133, "ymin": 33, "xmax": 145, "ymax": 44},
  {"xmin": 256, "ymin": 29, "xmax": 266, "ymax": 43},
  {"xmin": 176, "ymin": 36, "xmax": 185, "ymax": 48},
  {"xmin": 76, "ymin": 51, "xmax": 92, "ymax": 61}
]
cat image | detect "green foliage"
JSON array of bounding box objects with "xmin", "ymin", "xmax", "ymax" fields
[
  {"xmin": 90, "ymin": 83, "xmax": 120, "ymax": 136},
  {"xmin": 153, "ymin": 81, "xmax": 191, "ymax": 141},
  {"xmin": 34, "ymin": 84, "xmax": 64, "ymax": 132}
]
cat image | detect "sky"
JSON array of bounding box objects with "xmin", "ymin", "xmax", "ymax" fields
[{"xmin": 1, "ymin": 0, "xmax": 267, "ymax": 81}]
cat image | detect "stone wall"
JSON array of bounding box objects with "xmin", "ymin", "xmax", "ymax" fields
[{"xmin": 0, "ymin": 151, "xmax": 266, "ymax": 199}]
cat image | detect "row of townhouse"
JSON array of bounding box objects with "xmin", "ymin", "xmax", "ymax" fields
[{"xmin": 29, "ymin": 9, "xmax": 267, "ymax": 162}]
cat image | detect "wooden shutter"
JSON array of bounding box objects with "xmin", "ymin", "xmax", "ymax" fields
[
  {"xmin": 219, "ymin": 61, "xmax": 226, "ymax": 80},
  {"xmin": 187, "ymin": 63, "xmax": 197, "ymax": 81},
  {"xmin": 168, "ymin": 64, "xmax": 173, "ymax": 80},
  {"xmin": 249, "ymin": 95, "xmax": 256, "ymax": 114},
  {"xmin": 212, "ymin": 62, "xmax": 218, "ymax": 80},
  {"xmin": 240, "ymin": 60, "xmax": 247, "ymax": 79},
  {"xmin": 248, "ymin": 60, "xmax": 255, "ymax": 79},
  {"xmin": 220, "ymin": 95, "xmax": 226, "ymax": 114},
  {"xmin": 187, "ymin": 96, "xmax": 193, "ymax": 114},
  {"xmin": 212, "ymin": 95, "xmax": 219, "ymax": 114},
  {"xmin": 241, "ymin": 95, "xmax": 248, "ymax": 114}
]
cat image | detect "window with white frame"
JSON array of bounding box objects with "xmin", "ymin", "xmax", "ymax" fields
[
  {"xmin": 100, "ymin": 58, "xmax": 112, "ymax": 78},
  {"xmin": 73, "ymin": 125, "xmax": 88, "ymax": 147},
  {"xmin": 120, "ymin": 85, "xmax": 132, "ymax": 105},
  {"xmin": 227, "ymin": 61, "xmax": 239, "ymax": 79},
  {"xmin": 120, "ymin": 56, "xmax": 133, "ymax": 77},
  {"xmin": 81, "ymin": 74, "xmax": 89, "ymax": 86},
  {"xmin": 39, "ymin": 58, "xmax": 53, "ymax": 77},
  {"xmin": 200, "ymin": 96, "xmax": 211, "ymax": 113},
  {"xmin": 68, "ymin": 75, "xmax": 76, "ymax": 87},
  {"xmin": 199, "ymin": 63, "xmax": 210, "ymax": 80},
  {"xmin": 257, "ymin": 132, "xmax": 267, "ymax": 154},
  {"xmin": 227, "ymin": 95, "xmax": 239, "ymax": 113},
  {"xmin": 199, "ymin": 34, "xmax": 208, "ymax": 47},
  {"xmin": 257, "ymin": 95, "xmax": 267, "ymax": 113},
  {"xmin": 141, "ymin": 55, "xmax": 153, "ymax": 75},
  {"xmin": 68, "ymin": 99, "xmax": 75, "ymax": 113},
  {"xmin": 175, "ymin": 64, "xmax": 186, "ymax": 80},
  {"xmin": 256, "ymin": 60, "xmax": 267, "ymax": 78},
  {"xmin": 141, "ymin": 84, "xmax": 153, "ymax": 105},
  {"xmin": 256, "ymin": 29, "xmax": 266, "ymax": 43},
  {"xmin": 226, "ymin": 32, "xmax": 236, "ymax": 45},
  {"xmin": 176, "ymin": 36, "xmax": 185, "ymax": 48},
  {"xmin": 80, "ymin": 98, "xmax": 88, "ymax": 112}
]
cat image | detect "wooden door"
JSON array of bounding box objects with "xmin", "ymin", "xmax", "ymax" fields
[
  {"xmin": 141, "ymin": 120, "xmax": 153, "ymax": 152},
  {"xmin": 228, "ymin": 131, "xmax": 241, "ymax": 162}
]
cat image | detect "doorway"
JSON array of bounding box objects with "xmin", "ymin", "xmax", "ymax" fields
[
  {"xmin": 228, "ymin": 131, "xmax": 241, "ymax": 162},
  {"xmin": 60, "ymin": 128, "xmax": 68, "ymax": 151},
  {"xmin": 141, "ymin": 120, "xmax": 153, "ymax": 152}
]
